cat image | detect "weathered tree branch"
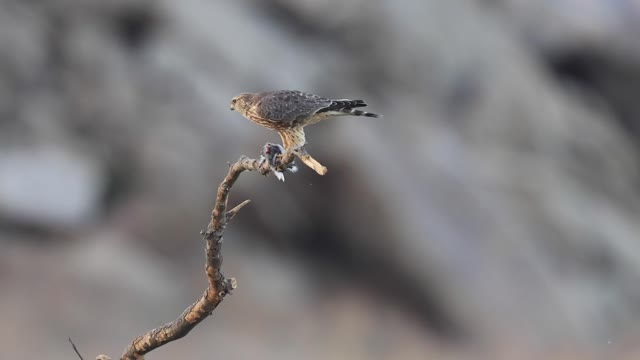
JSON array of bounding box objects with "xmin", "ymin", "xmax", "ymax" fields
[
  {"xmin": 113, "ymin": 154, "xmax": 287, "ymax": 360},
  {"xmin": 87, "ymin": 145, "xmax": 319, "ymax": 359},
  {"xmin": 69, "ymin": 338, "xmax": 85, "ymax": 360},
  {"xmin": 281, "ymin": 147, "xmax": 327, "ymax": 175}
]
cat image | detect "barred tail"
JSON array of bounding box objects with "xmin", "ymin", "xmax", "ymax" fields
[
  {"xmin": 343, "ymin": 108, "xmax": 382, "ymax": 118},
  {"xmin": 316, "ymin": 98, "xmax": 382, "ymax": 118},
  {"xmin": 316, "ymin": 99, "xmax": 366, "ymax": 113}
]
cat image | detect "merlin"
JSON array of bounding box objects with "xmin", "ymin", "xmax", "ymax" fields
[{"xmin": 230, "ymin": 90, "xmax": 381, "ymax": 178}]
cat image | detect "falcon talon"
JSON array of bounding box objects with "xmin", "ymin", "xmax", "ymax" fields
[
  {"xmin": 282, "ymin": 161, "xmax": 298, "ymax": 173},
  {"xmin": 272, "ymin": 155, "xmax": 297, "ymax": 174},
  {"xmin": 286, "ymin": 164, "xmax": 298, "ymax": 173}
]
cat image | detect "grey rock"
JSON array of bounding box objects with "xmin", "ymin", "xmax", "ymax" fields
[{"xmin": 0, "ymin": 146, "xmax": 105, "ymax": 229}]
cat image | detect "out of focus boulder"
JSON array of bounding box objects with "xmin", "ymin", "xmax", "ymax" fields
[{"xmin": 0, "ymin": 146, "xmax": 105, "ymax": 230}]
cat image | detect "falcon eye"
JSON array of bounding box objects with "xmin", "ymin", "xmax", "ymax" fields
[{"xmin": 232, "ymin": 98, "xmax": 237, "ymax": 104}]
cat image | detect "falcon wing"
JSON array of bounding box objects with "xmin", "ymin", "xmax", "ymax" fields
[{"xmin": 257, "ymin": 90, "xmax": 332, "ymax": 123}]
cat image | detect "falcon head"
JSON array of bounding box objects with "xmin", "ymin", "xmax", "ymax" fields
[{"xmin": 230, "ymin": 93, "xmax": 253, "ymax": 113}]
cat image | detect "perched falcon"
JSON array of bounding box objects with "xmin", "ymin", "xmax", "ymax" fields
[
  {"xmin": 230, "ymin": 90, "xmax": 381, "ymax": 152},
  {"xmin": 230, "ymin": 90, "xmax": 381, "ymax": 179}
]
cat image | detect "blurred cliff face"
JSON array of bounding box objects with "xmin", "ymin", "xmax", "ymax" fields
[{"xmin": 2, "ymin": 0, "xmax": 640, "ymax": 359}]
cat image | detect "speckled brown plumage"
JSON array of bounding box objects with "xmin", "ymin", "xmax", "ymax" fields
[{"xmin": 230, "ymin": 90, "xmax": 381, "ymax": 151}]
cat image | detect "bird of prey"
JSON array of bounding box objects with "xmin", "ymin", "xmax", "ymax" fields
[{"xmin": 230, "ymin": 90, "xmax": 381, "ymax": 178}]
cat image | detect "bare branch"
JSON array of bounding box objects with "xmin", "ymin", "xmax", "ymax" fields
[
  {"xmin": 280, "ymin": 146, "xmax": 327, "ymax": 175},
  {"xmin": 69, "ymin": 338, "xmax": 84, "ymax": 360},
  {"xmin": 116, "ymin": 152, "xmax": 293, "ymax": 360},
  {"xmin": 226, "ymin": 199, "xmax": 251, "ymax": 221},
  {"xmin": 297, "ymin": 149, "xmax": 327, "ymax": 175}
]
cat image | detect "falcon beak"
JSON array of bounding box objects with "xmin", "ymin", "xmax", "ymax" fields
[{"xmin": 230, "ymin": 105, "xmax": 234, "ymax": 111}]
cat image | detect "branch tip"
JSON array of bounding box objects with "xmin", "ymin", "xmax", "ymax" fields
[
  {"xmin": 226, "ymin": 199, "xmax": 251, "ymax": 221},
  {"xmin": 298, "ymin": 153, "xmax": 328, "ymax": 175}
]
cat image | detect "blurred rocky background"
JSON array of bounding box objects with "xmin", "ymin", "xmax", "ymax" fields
[{"xmin": 1, "ymin": 0, "xmax": 640, "ymax": 359}]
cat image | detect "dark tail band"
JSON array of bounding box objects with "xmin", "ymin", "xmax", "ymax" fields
[{"xmin": 345, "ymin": 108, "xmax": 382, "ymax": 118}]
